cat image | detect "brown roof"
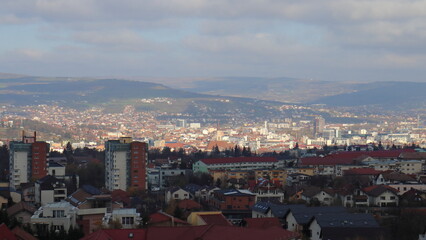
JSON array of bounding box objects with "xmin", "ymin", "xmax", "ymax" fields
[
  {"xmin": 206, "ymin": 141, "xmax": 235, "ymax": 151},
  {"xmin": 6, "ymin": 202, "xmax": 36, "ymax": 217},
  {"xmin": 177, "ymin": 199, "xmax": 202, "ymax": 210},
  {"xmin": 382, "ymin": 172, "xmax": 416, "ymax": 182}
]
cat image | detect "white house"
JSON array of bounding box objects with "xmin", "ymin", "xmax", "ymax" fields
[
  {"xmin": 30, "ymin": 201, "xmax": 78, "ymax": 232},
  {"xmin": 361, "ymin": 185, "xmax": 399, "ymax": 207},
  {"xmin": 165, "ymin": 187, "xmax": 190, "ymax": 203}
]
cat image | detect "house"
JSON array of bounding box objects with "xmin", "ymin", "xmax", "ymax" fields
[
  {"xmin": 251, "ymin": 180, "xmax": 284, "ymax": 203},
  {"xmin": 6, "ymin": 201, "xmax": 36, "ymax": 226},
  {"xmin": 34, "ymin": 175, "xmax": 67, "ymax": 206},
  {"xmin": 285, "ymin": 206, "xmax": 347, "ymax": 233},
  {"xmin": 183, "ymin": 183, "xmax": 203, "ymax": 199},
  {"xmin": 199, "ymin": 186, "xmax": 220, "ymax": 201},
  {"xmin": 361, "ymin": 185, "xmax": 399, "ymax": 207},
  {"xmin": 209, "ymin": 189, "xmax": 256, "ymax": 221},
  {"xmin": 77, "ymin": 194, "xmax": 120, "ymax": 235},
  {"xmin": 165, "ymin": 187, "xmax": 190, "ymax": 203},
  {"xmin": 187, "ymin": 211, "xmax": 231, "ymax": 226},
  {"xmin": 103, "ymin": 208, "xmax": 141, "ymax": 229},
  {"xmin": 308, "ymin": 212, "xmax": 384, "ymax": 240},
  {"xmin": 400, "ymin": 189, "xmax": 426, "ymax": 206},
  {"xmin": 30, "ymin": 201, "xmax": 78, "ymax": 233},
  {"xmin": 375, "ymin": 171, "xmax": 422, "ymax": 194},
  {"xmin": 289, "ymin": 186, "xmax": 335, "ymax": 206}
]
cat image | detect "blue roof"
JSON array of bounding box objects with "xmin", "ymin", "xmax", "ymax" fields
[{"xmin": 82, "ymin": 185, "xmax": 102, "ymax": 195}]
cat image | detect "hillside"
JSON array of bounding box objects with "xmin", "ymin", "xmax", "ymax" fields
[{"xmin": 177, "ymin": 77, "xmax": 426, "ymax": 110}]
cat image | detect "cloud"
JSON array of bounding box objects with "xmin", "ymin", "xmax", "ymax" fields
[{"xmin": 0, "ymin": 0, "xmax": 426, "ymax": 81}]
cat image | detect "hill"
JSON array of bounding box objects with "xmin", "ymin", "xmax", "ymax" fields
[{"xmin": 178, "ymin": 77, "xmax": 426, "ymax": 110}]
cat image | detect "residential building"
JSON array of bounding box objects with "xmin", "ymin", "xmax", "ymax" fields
[
  {"xmin": 105, "ymin": 208, "xmax": 141, "ymax": 229},
  {"xmin": 34, "ymin": 175, "xmax": 67, "ymax": 206},
  {"xmin": 285, "ymin": 206, "xmax": 347, "ymax": 233},
  {"xmin": 9, "ymin": 132, "xmax": 49, "ymax": 189},
  {"xmin": 308, "ymin": 213, "xmax": 384, "ymax": 240},
  {"xmin": 30, "ymin": 201, "xmax": 78, "ymax": 232},
  {"xmin": 193, "ymin": 157, "xmax": 278, "ymax": 173},
  {"xmin": 105, "ymin": 137, "xmax": 147, "ymax": 191},
  {"xmin": 361, "ymin": 185, "xmax": 399, "ymax": 207},
  {"xmin": 165, "ymin": 187, "xmax": 190, "ymax": 203}
]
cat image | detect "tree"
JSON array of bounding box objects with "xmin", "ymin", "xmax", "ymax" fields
[
  {"xmin": 234, "ymin": 145, "xmax": 241, "ymax": 157},
  {"xmin": 293, "ymin": 142, "xmax": 299, "ymax": 150},
  {"xmin": 215, "ymin": 178, "xmax": 222, "ymax": 187}
]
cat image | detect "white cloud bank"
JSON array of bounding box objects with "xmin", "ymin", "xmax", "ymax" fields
[{"xmin": 0, "ymin": 0, "xmax": 426, "ymax": 81}]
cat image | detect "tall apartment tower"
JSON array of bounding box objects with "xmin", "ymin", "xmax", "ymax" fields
[
  {"xmin": 9, "ymin": 131, "xmax": 49, "ymax": 189},
  {"xmin": 105, "ymin": 137, "xmax": 147, "ymax": 191},
  {"xmin": 313, "ymin": 116, "xmax": 325, "ymax": 138}
]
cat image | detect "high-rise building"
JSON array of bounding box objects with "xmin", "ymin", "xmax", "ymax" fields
[
  {"xmin": 313, "ymin": 116, "xmax": 325, "ymax": 137},
  {"xmin": 105, "ymin": 137, "xmax": 147, "ymax": 191},
  {"xmin": 9, "ymin": 131, "xmax": 49, "ymax": 189}
]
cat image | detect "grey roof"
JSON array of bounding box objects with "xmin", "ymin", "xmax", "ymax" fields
[
  {"xmin": 290, "ymin": 206, "xmax": 347, "ymax": 225},
  {"xmin": 252, "ymin": 202, "xmax": 306, "ymax": 218},
  {"xmin": 313, "ymin": 213, "xmax": 379, "ymax": 228},
  {"xmin": 184, "ymin": 184, "xmax": 202, "ymax": 194},
  {"xmin": 48, "ymin": 161, "xmax": 65, "ymax": 168}
]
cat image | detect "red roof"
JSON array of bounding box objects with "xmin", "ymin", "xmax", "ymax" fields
[
  {"xmin": 198, "ymin": 214, "xmax": 232, "ymax": 226},
  {"xmin": 149, "ymin": 212, "xmax": 189, "ymax": 225},
  {"xmin": 11, "ymin": 227, "xmax": 37, "ymax": 240},
  {"xmin": 0, "ymin": 224, "xmax": 17, "ymax": 240},
  {"xmin": 165, "ymin": 142, "xmax": 185, "ymax": 149},
  {"xmin": 243, "ymin": 217, "xmax": 281, "ymax": 229},
  {"xmin": 146, "ymin": 225, "xmax": 299, "ymax": 240},
  {"xmin": 344, "ymin": 168, "xmax": 383, "ymax": 176},
  {"xmin": 300, "ymin": 149, "xmax": 414, "ymax": 166},
  {"xmin": 177, "ymin": 199, "xmax": 202, "ymax": 210},
  {"xmin": 81, "ymin": 229, "xmax": 146, "ymax": 240},
  {"xmin": 201, "ymin": 157, "xmax": 277, "ymax": 165}
]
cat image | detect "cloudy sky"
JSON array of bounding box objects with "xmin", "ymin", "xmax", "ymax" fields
[{"xmin": 1, "ymin": 0, "xmax": 426, "ymax": 82}]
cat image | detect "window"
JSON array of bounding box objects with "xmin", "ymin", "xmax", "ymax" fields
[
  {"xmin": 380, "ymin": 196, "xmax": 385, "ymax": 200},
  {"xmin": 53, "ymin": 210, "xmax": 65, "ymax": 218},
  {"xmin": 122, "ymin": 217, "xmax": 134, "ymax": 225},
  {"xmin": 390, "ymin": 196, "xmax": 396, "ymax": 200}
]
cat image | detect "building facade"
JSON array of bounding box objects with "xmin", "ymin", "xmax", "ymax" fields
[
  {"xmin": 9, "ymin": 132, "xmax": 49, "ymax": 189},
  {"xmin": 105, "ymin": 138, "xmax": 147, "ymax": 191}
]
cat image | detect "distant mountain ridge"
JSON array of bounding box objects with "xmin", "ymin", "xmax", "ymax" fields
[{"xmin": 180, "ymin": 77, "xmax": 426, "ymax": 110}]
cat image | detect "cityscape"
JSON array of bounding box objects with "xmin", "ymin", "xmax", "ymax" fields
[{"xmin": 1, "ymin": 1, "xmax": 426, "ymax": 240}]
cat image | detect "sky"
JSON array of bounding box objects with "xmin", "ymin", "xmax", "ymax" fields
[{"xmin": 1, "ymin": 0, "xmax": 426, "ymax": 82}]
